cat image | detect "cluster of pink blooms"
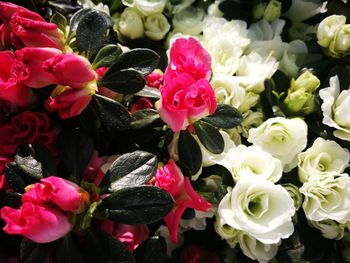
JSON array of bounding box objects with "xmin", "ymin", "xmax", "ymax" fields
[{"xmin": 0, "ymin": 2, "xmax": 97, "ymax": 119}]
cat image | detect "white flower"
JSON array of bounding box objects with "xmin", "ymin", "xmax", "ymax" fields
[
  {"xmin": 116, "ymin": 8, "xmax": 144, "ymax": 39},
  {"xmin": 207, "ymin": 1, "xmax": 224, "ymax": 17},
  {"xmin": 196, "ymin": 131, "xmax": 236, "ymax": 167},
  {"xmin": 300, "ymin": 174, "xmax": 350, "ymax": 223},
  {"xmin": 144, "ymin": 13, "xmax": 170, "ymax": 41},
  {"xmin": 235, "ymin": 51, "xmax": 278, "ymax": 93},
  {"xmin": 215, "ymin": 213, "xmax": 241, "ymax": 248},
  {"xmin": 329, "ymin": 24, "xmax": 350, "ymax": 58},
  {"xmin": 238, "ymin": 233, "xmax": 280, "ymax": 263},
  {"xmin": 298, "ymin": 137, "xmax": 350, "ymax": 183},
  {"xmin": 221, "ymin": 145, "xmax": 282, "ymax": 183},
  {"xmin": 180, "ymin": 209, "xmax": 216, "ymax": 231},
  {"xmin": 172, "ymin": 6, "xmax": 205, "ymax": 36},
  {"xmin": 283, "ymin": 0, "xmax": 328, "ymax": 23},
  {"xmin": 237, "ymin": 110, "xmax": 265, "ymax": 138},
  {"xmin": 278, "ymin": 40, "xmax": 308, "ymax": 77},
  {"xmin": 319, "ymin": 75, "xmax": 350, "ymax": 141},
  {"xmin": 165, "ymin": 0, "xmax": 195, "ymax": 15},
  {"xmin": 317, "ymin": 15, "xmax": 346, "ymax": 48},
  {"xmin": 238, "ymin": 92, "xmax": 260, "ymax": 113},
  {"xmin": 122, "ymin": 0, "xmax": 166, "ymax": 16},
  {"xmin": 204, "ymin": 37, "xmax": 243, "ymax": 76},
  {"xmin": 217, "ymin": 179, "xmax": 295, "ymax": 244},
  {"xmin": 248, "ymin": 117, "xmax": 308, "ymax": 172},
  {"xmin": 203, "ymin": 17, "xmax": 250, "ymax": 49},
  {"xmin": 210, "ymin": 75, "xmax": 245, "ymax": 109},
  {"xmin": 310, "ymin": 220, "xmax": 345, "ymax": 240}
]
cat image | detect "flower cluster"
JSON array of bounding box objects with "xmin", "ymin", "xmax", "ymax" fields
[{"xmin": 1, "ymin": 0, "xmax": 350, "ymax": 262}]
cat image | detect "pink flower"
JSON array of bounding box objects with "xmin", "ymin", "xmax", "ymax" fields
[
  {"xmin": 156, "ymin": 74, "xmax": 216, "ymax": 132},
  {"xmin": 43, "ymin": 54, "xmax": 96, "ymax": 89},
  {"xmin": 146, "ymin": 70, "xmax": 163, "ymax": 89},
  {"xmin": 155, "ymin": 160, "xmax": 211, "ymax": 243},
  {"xmin": 0, "ymin": 2, "xmax": 65, "ymax": 50},
  {"xmin": 100, "ymin": 220, "xmax": 150, "ymax": 252},
  {"xmin": 0, "ymin": 51, "xmax": 37, "ymax": 109},
  {"xmin": 22, "ymin": 176, "xmax": 89, "ymax": 213},
  {"xmin": 15, "ymin": 47, "xmax": 62, "ymax": 88},
  {"xmin": 45, "ymin": 85, "xmax": 95, "ymax": 119},
  {"xmin": 164, "ymin": 37, "xmax": 211, "ymax": 83},
  {"xmin": 0, "ymin": 111, "xmax": 59, "ymax": 156},
  {"xmin": 0, "ymin": 202, "xmax": 72, "ymax": 243}
]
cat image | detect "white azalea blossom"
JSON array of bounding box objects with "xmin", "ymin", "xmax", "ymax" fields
[
  {"xmin": 217, "ymin": 179, "xmax": 295, "ymax": 244},
  {"xmin": 317, "ymin": 15, "xmax": 346, "ymax": 48},
  {"xmin": 283, "ymin": 0, "xmax": 328, "ymax": 23},
  {"xmin": 238, "ymin": 233, "xmax": 280, "ymax": 263},
  {"xmin": 122, "ymin": 0, "xmax": 166, "ymax": 16},
  {"xmin": 238, "ymin": 92, "xmax": 261, "ymax": 112},
  {"xmin": 248, "ymin": 117, "xmax": 308, "ymax": 172},
  {"xmin": 144, "ymin": 13, "xmax": 170, "ymax": 40},
  {"xmin": 300, "ymin": 174, "xmax": 350, "ymax": 223},
  {"xmin": 319, "ymin": 75, "xmax": 350, "ymax": 141},
  {"xmin": 310, "ymin": 220, "xmax": 345, "ymax": 240},
  {"xmin": 298, "ymin": 137, "xmax": 350, "ymax": 183},
  {"xmin": 237, "ymin": 110, "xmax": 265, "ymax": 138},
  {"xmin": 165, "ymin": 0, "xmax": 195, "ymax": 15},
  {"xmin": 211, "ymin": 75, "xmax": 245, "ymax": 108},
  {"xmin": 172, "ymin": 6, "xmax": 205, "ymax": 36},
  {"xmin": 221, "ymin": 145, "xmax": 283, "ymax": 183}
]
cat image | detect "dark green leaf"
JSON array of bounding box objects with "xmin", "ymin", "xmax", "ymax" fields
[
  {"xmin": 50, "ymin": 12, "xmax": 67, "ymax": 34},
  {"xmin": 57, "ymin": 126, "xmax": 94, "ymax": 183},
  {"xmin": 85, "ymin": 228, "xmax": 134, "ymax": 263},
  {"xmin": 104, "ymin": 48, "xmax": 160, "ymax": 76},
  {"xmin": 0, "ymin": 191, "xmax": 22, "ymax": 208},
  {"xmin": 69, "ymin": 8, "xmax": 93, "ymax": 32},
  {"xmin": 178, "ymin": 130, "xmax": 202, "ymax": 175},
  {"xmin": 76, "ymin": 10, "xmax": 107, "ymax": 60},
  {"xmin": 202, "ymin": 104, "xmax": 243, "ymax": 129},
  {"xmin": 98, "ymin": 69, "xmax": 146, "ymax": 94},
  {"xmin": 21, "ymin": 238, "xmax": 52, "ymax": 263},
  {"xmin": 194, "ymin": 121, "xmax": 224, "ymax": 154},
  {"xmin": 100, "ymin": 151, "xmax": 157, "ymax": 192},
  {"xmin": 129, "ymin": 109, "xmax": 160, "ymax": 129},
  {"xmin": 4, "ymin": 162, "xmax": 30, "ymax": 193},
  {"xmin": 92, "ymin": 44, "xmax": 123, "ymax": 69},
  {"xmin": 134, "ymin": 236, "xmax": 167, "ymax": 263},
  {"xmin": 54, "ymin": 234, "xmax": 84, "ymax": 263},
  {"xmin": 134, "ymin": 86, "xmax": 161, "ymax": 99},
  {"xmin": 91, "ymin": 94, "xmax": 131, "ymax": 131},
  {"xmin": 103, "ymin": 186, "xmax": 174, "ymax": 224}
]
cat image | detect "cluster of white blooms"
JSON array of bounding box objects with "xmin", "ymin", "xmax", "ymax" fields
[{"xmin": 297, "ymin": 137, "xmax": 350, "ymax": 240}]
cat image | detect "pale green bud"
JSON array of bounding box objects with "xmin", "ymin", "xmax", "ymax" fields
[
  {"xmin": 253, "ymin": 2, "xmax": 267, "ymax": 21},
  {"xmin": 263, "ymin": 0, "xmax": 282, "ymax": 23},
  {"xmin": 317, "ymin": 15, "xmax": 346, "ymax": 48},
  {"xmin": 282, "ymin": 183, "xmax": 303, "ymax": 210}
]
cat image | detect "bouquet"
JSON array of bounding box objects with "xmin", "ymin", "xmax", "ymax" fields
[{"xmin": 0, "ymin": 0, "xmax": 350, "ymax": 262}]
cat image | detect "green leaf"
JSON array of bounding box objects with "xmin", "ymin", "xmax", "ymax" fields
[
  {"xmin": 69, "ymin": 8, "xmax": 93, "ymax": 32},
  {"xmin": 129, "ymin": 109, "xmax": 160, "ymax": 129},
  {"xmin": 76, "ymin": 10, "xmax": 107, "ymax": 60},
  {"xmin": 98, "ymin": 69, "xmax": 146, "ymax": 94},
  {"xmin": 134, "ymin": 86, "xmax": 161, "ymax": 99},
  {"xmin": 50, "ymin": 12, "xmax": 67, "ymax": 34},
  {"xmin": 178, "ymin": 130, "xmax": 202, "ymax": 175},
  {"xmin": 202, "ymin": 104, "xmax": 243, "ymax": 129},
  {"xmin": 104, "ymin": 48, "xmax": 160, "ymax": 76},
  {"xmin": 54, "ymin": 234, "xmax": 84, "ymax": 263},
  {"xmin": 194, "ymin": 121, "xmax": 224, "ymax": 154},
  {"xmin": 103, "ymin": 186, "xmax": 174, "ymax": 224},
  {"xmin": 85, "ymin": 228, "xmax": 135, "ymax": 263},
  {"xmin": 57, "ymin": 126, "xmax": 94, "ymax": 183},
  {"xmin": 0, "ymin": 191, "xmax": 22, "ymax": 208},
  {"xmin": 100, "ymin": 151, "xmax": 157, "ymax": 192},
  {"xmin": 20, "ymin": 238, "xmax": 52, "ymax": 263},
  {"xmin": 134, "ymin": 236, "xmax": 167, "ymax": 263},
  {"xmin": 91, "ymin": 94, "xmax": 131, "ymax": 132},
  {"xmin": 92, "ymin": 44, "xmax": 123, "ymax": 69}
]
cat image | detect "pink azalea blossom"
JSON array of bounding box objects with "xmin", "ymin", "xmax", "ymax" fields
[
  {"xmin": 0, "ymin": 202, "xmax": 72, "ymax": 243},
  {"xmin": 155, "ymin": 160, "xmax": 211, "ymax": 243}
]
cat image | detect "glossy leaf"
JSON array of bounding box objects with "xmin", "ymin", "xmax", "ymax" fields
[
  {"xmin": 92, "ymin": 44, "xmax": 123, "ymax": 69},
  {"xmin": 129, "ymin": 109, "xmax": 160, "ymax": 129},
  {"xmin": 202, "ymin": 104, "xmax": 243, "ymax": 129},
  {"xmin": 20, "ymin": 239, "xmax": 52, "ymax": 263},
  {"xmin": 103, "ymin": 186, "xmax": 174, "ymax": 224},
  {"xmin": 194, "ymin": 121, "xmax": 224, "ymax": 154},
  {"xmin": 178, "ymin": 130, "xmax": 202, "ymax": 175}
]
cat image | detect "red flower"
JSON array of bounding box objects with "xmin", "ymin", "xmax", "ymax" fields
[
  {"xmin": 0, "ymin": 111, "xmax": 59, "ymax": 156},
  {"xmin": 155, "ymin": 160, "xmax": 211, "ymax": 243},
  {"xmin": 0, "ymin": 157, "xmax": 12, "ymax": 191},
  {"xmin": 0, "ymin": 51, "xmax": 37, "ymax": 109},
  {"xmin": 0, "ymin": 2, "xmax": 65, "ymax": 50},
  {"xmin": 146, "ymin": 70, "xmax": 163, "ymax": 89},
  {"xmin": 130, "ymin": 98, "xmax": 153, "ymax": 113}
]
